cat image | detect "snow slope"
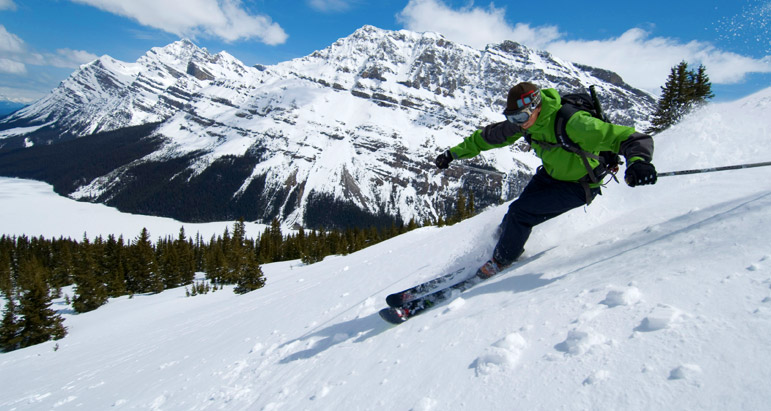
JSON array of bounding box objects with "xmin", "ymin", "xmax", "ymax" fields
[{"xmin": 1, "ymin": 88, "xmax": 771, "ymax": 410}]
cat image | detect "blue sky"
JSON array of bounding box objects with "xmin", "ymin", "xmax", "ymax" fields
[{"xmin": 0, "ymin": 0, "xmax": 769, "ymax": 105}]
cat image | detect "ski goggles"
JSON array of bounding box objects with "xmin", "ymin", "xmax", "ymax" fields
[{"xmin": 503, "ymin": 89, "xmax": 541, "ymax": 124}]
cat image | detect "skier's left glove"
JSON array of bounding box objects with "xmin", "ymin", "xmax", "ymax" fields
[{"xmin": 625, "ymin": 158, "xmax": 657, "ymax": 187}]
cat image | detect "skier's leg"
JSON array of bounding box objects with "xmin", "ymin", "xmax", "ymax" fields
[{"xmin": 493, "ymin": 168, "xmax": 599, "ymax": 266}]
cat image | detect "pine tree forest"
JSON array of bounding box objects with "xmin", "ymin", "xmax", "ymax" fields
[{"xmin": 1, "ymin": 189, "xmax": 478, "ymax": 352}]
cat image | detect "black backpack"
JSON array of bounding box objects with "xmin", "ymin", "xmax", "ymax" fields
[{"xmin": 536, "ymin": 86, "xmax": 621, "ymax": 184}]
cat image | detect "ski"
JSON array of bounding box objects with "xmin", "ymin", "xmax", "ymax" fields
[
  {"xmin": 379, "ymin": 248, "xmax": 552, "ymax": 325},
  {"xmin": 379, "ymin": 271, "xmax": 486, "ymax": 324},
  {"xmin": 385, "ymin": 266, "xmax": 471, "ymax": 308}
]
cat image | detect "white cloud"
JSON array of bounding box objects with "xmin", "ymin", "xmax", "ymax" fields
[
  {"xmin": 398, "ymin": 0, "xmax": 771, "ymax": 95},
  {"xmin": 0, "ymin": 25, "xmax": 24, "ymax": 53},
  {"xmin": 70, "ymin": 0, "xmax": 288, "ymax": 45},
  {"xmin": 0, "ymin": 25, "xmax": 26, "ymax": 77},
  {"xmin": 0, "ymin": 0, "xmax": 16, "ymax": 11},
  {"xmin": 0, "ymin": 25, "xmax": 97, "ymax": 73},
  {"xmin": 397, "ymin": 0, "xmax": 560, "ymax": 50},
  {"xmin": 0, "ymin": 25, "xmax": 96, "ymax": 103},
  {"xmin": 0, "ymin": 58, "xmax": 25, "ymax": 74},
  {"xmin": 547, "ymin": 29, "xmax": 771, "ymax": 94},
  {"xmin": 47, "ymin": 49, "xmax": 100, "ymax": 68}
]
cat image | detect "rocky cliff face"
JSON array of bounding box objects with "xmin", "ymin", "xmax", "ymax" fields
[{"xmin": 0, "ymin": 26, "xmax": 655, "ymax": 228}]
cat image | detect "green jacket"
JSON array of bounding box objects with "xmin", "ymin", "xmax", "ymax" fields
[{"xmin": 449, "ymin": 88, "xmax": 654, "ymax": 184}]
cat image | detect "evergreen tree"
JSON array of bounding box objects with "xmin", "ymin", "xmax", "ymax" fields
[
  {"xmin": 233, "ymin": 260, "xmax": 265, "ymax": 294},
  {"xmin": 17, "ymin": 258, "xmax": 67, "ymax": 348},
  {"xmin": 297, "ymin": 227, "xmax": 307, "ymax": 258},
  {"xmin": 0, "ymin": 290, "xmax": 22, "ymax": 352},
  {"xmin": 257, "ymin": 228, "xmax": 272, "ymax": 264},
  {"xmin": 319, "ymin": 230, "xmax": 330, "ymax": 256},
  {"xmin": 230, "ymin": 220, "xmax": 266, "ymax": 294},
  {"xmin": 72, "ymin": 238, "xmax": 108, "ymax": 313},
  {"xmin": 158, "ymin": 239, "xmax": 181, "ymax": 289},
  {"xmin": 126, "ymin": 228, "xmax": 158, "ymax": 293},
  {"xmin": 102, "ymin": 235, "xmax": 127, "ymax": 297},
  {"xmin": 12, "ymin": 235, "xmax": 30, "ymax": 275},
  {"xmin": 228, "ymin": 219, "xmax": 251, "ymax": 283},
  {"xmin": 175, "ymin": 227, "xmax": 196, "ymax": 285},
  {"xmin": 300, "ymin": 230, "xmax": 318, "ymax": 265},
  {"xmin": 269, "ymin": 218, "xmax": 283, "ymax": 262},
  {"xmin": 221, "ymin": 227, "xmax": 231, "ymax": 262},
  {"xmin": 282, "ymin": 233, "xmax": 300, "ymax": 260},
  {"xmin": 688, "ymin": 64, "xmax": 714, "ymax": 108},
  {"xmin": 354, "ymin": 227, "xmax": 367, "ymax": 250},
  {"xmin": 647, "ymin": 61, "xmax": 714, "ymax": 134},
  {"xmin": 0, "ymin": 247, "xmax": 12, "ymax": 295},
  {"xmin": 335, "ymin": 230, "xmax": 349, "ymax": 255},
  {"xmin": 194, "ymin": 233, "xmax": 205, "ymax": 272},
  {"xmin": 50, "ymin": 240, "xmax": 75, "ymax": 289},
  {"xmin": 649, "ymin": 61, "xmax": 690, "ymax": 134},
  {"xmin": 450, "ymin": 189, "xmax": 468, "ymax": 224},
  {"xmin": 367, "ymin": 226, "xmax": 380, "ymax": 245},
  {"xmin": 204, "ymin": 240, "xmax": 228, "ymax": 284}
]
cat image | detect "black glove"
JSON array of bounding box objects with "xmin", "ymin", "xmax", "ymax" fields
[
  {"xmin": 435, "ymin": 150, "xmax": 454, "ymax": 170},
  {"xmin": 625, "ymin": 160, "xmax": 657, "ymax": 187},
  {"xmin": 599, "ymin": 151, "xmax": 621, "ymax": 173}
]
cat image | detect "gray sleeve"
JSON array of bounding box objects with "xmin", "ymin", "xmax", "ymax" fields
[
  {"xmin": 481, "ymin": 121, "xmax": 523, "ymax": 145},
  {"xmin": 619, "ymin": 132, "xmax": 654, "ymax": 162}
]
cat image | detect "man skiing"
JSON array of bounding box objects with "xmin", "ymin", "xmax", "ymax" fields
[{"xmin": 434, "ymin": 82, "xmax": 657, "ymax": 278}]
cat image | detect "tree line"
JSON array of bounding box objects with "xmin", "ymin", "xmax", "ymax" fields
[{"xmin": 1, "ymin": 190, "xmax": 478, "ymax": 352}]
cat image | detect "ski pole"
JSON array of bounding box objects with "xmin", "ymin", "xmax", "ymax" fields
[
  {"xmin": 453, "ymin": 163, "xmax": 507, "ymax": 178},
  {"xmin": 658, "ymin": 160, "xmax": 771, "ymax": 177},
  {"xmin": 589, "ymin": 85, "xmax": 608, "ymax": 122}
]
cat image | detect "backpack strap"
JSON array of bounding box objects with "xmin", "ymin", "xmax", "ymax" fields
[{"xmin": 552, "ymin": 105, "xmax": 603, "ymax": 184}]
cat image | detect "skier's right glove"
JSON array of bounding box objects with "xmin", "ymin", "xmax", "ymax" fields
[{"xmin": 435, "ymin": 150, "xmax": 454, "ymax": 170}]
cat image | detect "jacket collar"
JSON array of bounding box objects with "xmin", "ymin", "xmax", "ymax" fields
[{"xmin": 526, "ymin": 88, "xmax": 561, "ymax": 134}]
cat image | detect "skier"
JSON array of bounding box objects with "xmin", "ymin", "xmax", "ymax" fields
[{"xmin": 434, "ymin": 82, "xmax": 657, "ymax": 278}]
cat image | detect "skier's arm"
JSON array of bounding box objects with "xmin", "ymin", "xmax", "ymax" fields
[
  {"xmin": 482, "ymin": 120, "xmax": 523, "ymax": 144},
  {"xmin": 620, "ymin": 131, "xmax": 656, "ymax": 186},
  {"xmin": 619, "ymin": 132, "xmax": 654, "ymax": 163},
  {"xmin": 566, "ymin": 112, "xmax": 654, "ymax": 162},
  {"xmin": 449, "ymin": 121, "xmax": 522, "ymax": 160}
]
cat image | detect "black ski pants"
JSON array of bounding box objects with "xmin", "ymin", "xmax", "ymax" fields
[{"xmin": 493, "ymin": 167, "xmax": 600, "ymax": 266}]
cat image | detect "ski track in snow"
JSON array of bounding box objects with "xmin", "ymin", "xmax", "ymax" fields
[{"xmin": 1, "ymin": 88, "xmax": 771, "ymax": 410}]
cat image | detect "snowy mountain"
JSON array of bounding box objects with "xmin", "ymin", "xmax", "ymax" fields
[
  {"xmin": 0, "ymin": 39, "xmax": 253, "ymax": 139},
  {"xmin": 0, "ymin": 26, "xmax": 656, "ymax": 228},
  {"xmin": 1, "ymin": 87, "xmax": 770, "ymax": 410}
]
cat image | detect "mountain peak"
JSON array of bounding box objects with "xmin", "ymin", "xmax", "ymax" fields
[
  {"xmin": 140, "ymin": 39, "xmax": 209, "ymax": 67},
  {"xmin": 164, "ymin": 38, "xmax": 203, "ymax": 53},
  {"xmin": 353, "ymin": 24, "xmax": 384, "ymax": 35}
]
